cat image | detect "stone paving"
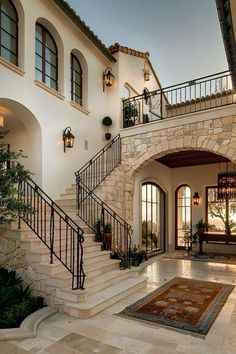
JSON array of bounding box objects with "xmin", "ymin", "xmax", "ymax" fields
[{"xmin": 1, "ymin": 255, "xmax": 236, "ymax": 354}]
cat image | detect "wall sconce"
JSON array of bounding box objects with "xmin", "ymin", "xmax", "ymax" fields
[
  {"xmin": 0, "ymin": 115, "xmax": 4, "ymax": 127},
  {"xmin": 63, "ymin": 127, "xmax": 75, "ymax": 153},
  {"xmin": 144, "ymin": 70, "xmax": 150, "ymax": 81},
  {"xmin": 103, "ymin": 67, "xmax": 114, "ymax": 91},
  {"xmin": 193, "ymin": 192, "xmax": 200, "ymax": 205}
]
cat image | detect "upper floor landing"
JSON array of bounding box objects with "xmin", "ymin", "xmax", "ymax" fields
[{"xmin": 121, "ymin": 69, "xmax": 236, "ymax": 137}]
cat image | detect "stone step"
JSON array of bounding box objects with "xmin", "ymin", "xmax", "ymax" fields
[
  {"xmin": 21, "ymin": 233, "xmax": 96, "ymax": 251},
  {"xmin": 12, "ymin": 219, "xmax": 93, "ymax": 235},
  {"xmin": 57, "ymin": 268, "xmax": 133, "ymax": 303},
  {"xmin": 27, "ymin": 242, "xmax": 103, "ymax": 262},
  {"xmin": 63, "ymin": 276, "xmax": 147, "ymax": 319},
  {"xmin": 36, "ymin": 248, "xmax": 113, "ymax": 278},
  {"xmin": 42, "ymin": 259, "xmax": 121, "ymax": 288}
]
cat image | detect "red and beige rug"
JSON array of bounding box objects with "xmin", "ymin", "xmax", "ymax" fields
[{"xmin": 119, "ymin": 277, "xmax": 234, "ymax": 335}]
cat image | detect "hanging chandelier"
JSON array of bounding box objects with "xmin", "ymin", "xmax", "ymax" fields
[{"xmin": 217, "ymin": 171, "xmax": 236, "ymax": 200}]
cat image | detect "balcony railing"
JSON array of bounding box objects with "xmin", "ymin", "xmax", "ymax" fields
[{"xmin": 123, "ymin": 69, "xmax": 236, "ymax": 128}]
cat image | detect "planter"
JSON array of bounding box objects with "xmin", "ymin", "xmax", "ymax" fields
[
  {"xmin": 105, "ymin": 132, "xmax": 111, "ymax": 140},
  {"xmin": 104, "ymin": 233, "xmax": 112, "ymax": 249}
]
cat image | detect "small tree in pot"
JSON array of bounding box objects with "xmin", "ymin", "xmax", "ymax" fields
[
  {"xmin": 102, "ymin": 116, "xmax": 112, "ymax": 140},
  {"xmin": 192, "ymin": 219, "xmax": 208, "ymax": 255}
]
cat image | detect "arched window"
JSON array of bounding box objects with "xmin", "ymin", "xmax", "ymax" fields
[
  {"xmin": 121, "ymin": 86, "xmax": 130, "ymax": 99},
  {"xmin": 142, "ymin": 182, "xmax": 165, "ymax": 257},
  {"xmin": 175, "ymin": 185, "xmax": 192, "ymax": 249},
  {"xmin": 35, "ymin": 23, "xmax": 58, "ymax": 90},
  {"xmin": 0, "ymin": 0, "xmax": 18, "ymax": 65},
  {"xmin": 71, "ymin": 53, "xmax": 82, "ymax": 105}
]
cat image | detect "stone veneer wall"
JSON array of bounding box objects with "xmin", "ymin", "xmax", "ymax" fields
[
  {"xmin": 0, "ymin": 224, "xmax": 57, "ymax": 306},
  {"xmin": 121, "ymin": 114, "xmax": 236, "ymax": 226}
]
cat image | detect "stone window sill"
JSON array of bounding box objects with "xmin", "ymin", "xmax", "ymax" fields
[
  {"xmin": 0, "ymin": 57, "xmax": 24, "ymax": 76},
  {"xmin": 34, "ymin": 80, "xmax": 65, "ymax": 100},
  {"xmin": 70, "ymin": 101, "xmax": 90, "ymax": 115}
]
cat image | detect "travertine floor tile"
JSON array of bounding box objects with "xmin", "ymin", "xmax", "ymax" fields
[{"xmin": 3, "ymin": 257, "xmax": 236, "ymax": 354}]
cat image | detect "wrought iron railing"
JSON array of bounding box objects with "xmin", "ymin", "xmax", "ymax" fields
[
  {"xmin": 77, "ymin": 181, "xmax": 131, "ymax": 265},
  {"xmin": 75, "ymin": 134, "xmax": 121, "ymax": 192},
  {"xmin": 123, "ymin": 69, "xmax": 236, "ymax": 128},
  {"xmin": 19, "ymin": 179, "xmax": 85, "ymax": 290},
  {"xmin": 75, "ymin": 134, "xmax": 132, "ymax": 266}
]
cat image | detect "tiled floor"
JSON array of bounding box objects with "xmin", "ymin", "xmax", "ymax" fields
[{"xmin": 1, "ymin": 255, "xmax": 236, "ymax": 354}]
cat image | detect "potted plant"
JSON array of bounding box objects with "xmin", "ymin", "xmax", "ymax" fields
[
  {"xmin": 192, "ymin": 219, "xmax": 208, "ymax": 255},
  {"xmin": 95, "ymin": 219, "xmax": 103, "ymax": 243},
  {"xmin": 102, "ymin": 116, "xmax": 112, "ymax": 140},
  {"xmin": 104, "ymin": 223, "xmax": 112, "ymax": 249},
  {"xmin": 123, "ymin": 103, "xmax": 138, "ymax": 127}
]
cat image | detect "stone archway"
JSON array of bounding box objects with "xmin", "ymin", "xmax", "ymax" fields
[
  {"xmin": 121, "ymin": 115, "xmax": 236, "ymax": 227},
  {"xmin": 0, "ymin": 98, "xmax": 42, "ymax": 185}
]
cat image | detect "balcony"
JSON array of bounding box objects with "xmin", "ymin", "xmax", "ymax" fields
[{"xmin": 122, "ymin": 70, "xmax": 236, "ymax": 128}]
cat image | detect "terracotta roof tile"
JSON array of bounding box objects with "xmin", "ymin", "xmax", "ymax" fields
[
  {"xmin": 51, "ymin": 0, "xmax": 116, "ymax": 62},
  {"xmin": 109, "ymin": 43, "xmax": 150, "ymax": 59}
]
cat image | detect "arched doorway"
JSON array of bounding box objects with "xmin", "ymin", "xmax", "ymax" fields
[
  {"xmin": 0, "ymin": 99, "xmax": 42, "ymax": 185},
  {"xmin": 141, "ymin": 182, "xmax": 166, "ymax": 257},
  {"xmin": 175, "ymin": 184, "xmax": 192, "ymax": 249}
]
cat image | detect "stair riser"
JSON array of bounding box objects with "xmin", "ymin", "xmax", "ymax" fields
[
  {"xmin": 27, "ymin": 245, "xmax": 102, "ymax": 263},
  {"xmin": 21, "ymin": 235, "xmax": 95, "ymax": 250},
  {"xmin": 37, "ymin": 263, "xmax": 64, "ymax": 275},
  {"xmin": 58, "ymin": 271, "xmax": 130, "ymax": 303},
  {"xmin": 85, "ymin": 262, "xmax": 119, "ymax": 279},
  {"xmin": 63, "ymin": 279, "xmax": 147, "ymax": 319},
  {"xmin": 45, "ymin": 275, "xmax": 71, "ymax": 289}
]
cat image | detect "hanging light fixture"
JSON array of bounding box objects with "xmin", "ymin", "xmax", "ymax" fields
[
  {"xmin": 144, "ymin": 70, "xmax": 150, "ymax": 81},
  {"xmin": 63, "ymin": 127, "xmax": 75, "ymax": 153},
  {"xmin": 193, "ymin": 192, "xmax": 200, "ymax": 205},
  {"xmin": 103, "ymin": 67, "xmax": 115, "ymax": 91},
  {"xmin": 217, "ymin": 171, "xmax": 236, "ymax": 200},
  {"xmin": 143, "ymin": 60, "xmax": 150, "ymax": 81}
]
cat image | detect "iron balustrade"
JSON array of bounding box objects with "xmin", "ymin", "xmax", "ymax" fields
[
  {"xmin": 77, "ymin": 181, "xmax": 132, "ymax": 266},
  {"xmin": 19, "ymin": 179, "xmax": 85, "ymax": 290},
  {"xmin": 75, "ymin": 134, "xmax": 132, "ymax": 266},
  {"xmin": 123, "ymin": 69, "xmax": 236, "ymax": 128},
  {"xmin": 75, "ymin": 134, "xmax": 121, "ymax": 193}
]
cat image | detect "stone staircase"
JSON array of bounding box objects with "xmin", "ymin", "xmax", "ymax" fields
[{"xmin": 1, "ymin": 171, "xmax": 147, "ymax": 318}]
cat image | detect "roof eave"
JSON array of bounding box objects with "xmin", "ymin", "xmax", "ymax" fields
[{"xmin": 51, "ymin": 0, "xmax": 116, "ymax": 63}]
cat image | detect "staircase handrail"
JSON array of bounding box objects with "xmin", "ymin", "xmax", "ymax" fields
[
  {"xmin": 74, "ymin": 134, "xmax": 121, "ymax": 194},
  {"xmin": 77, "ymin": 181, "xmax": 132, "ymax": 264},
  {"xmin": 79, "ymin": 181, "xmax": 132, "ymax": 232},
  {"xmin": 19, "ymin": 178, "xmax": 86, "ymax": 290},
  {"xmin": 75, "ymin": 134, "xmax": 121, "ymax": 178}
]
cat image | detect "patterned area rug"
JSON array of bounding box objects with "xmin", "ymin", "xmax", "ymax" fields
[
  {"xmin": 119, "ymin": 277, "xmax": 234, "ymax": 335},
  {"xmin": 163, "ymin": 251, "xmax": 236, "ymax": 264}
]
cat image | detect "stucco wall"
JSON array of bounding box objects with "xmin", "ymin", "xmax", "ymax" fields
[{"xmin": 0, "ymin": 0, "xmax": 161, "ymax": 199}]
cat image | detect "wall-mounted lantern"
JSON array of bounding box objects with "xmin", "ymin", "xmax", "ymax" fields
[
  {"xmin": 103, "ymin": 67, "xmax": 114, "ymax": 91},
  {"xmin": 193, "ymin": 192, "xmax": 200, "ymax": 205},
  {"xmin": 144, "ymin": 70, "xmax": 150, "ymax": 81},
  {"xmin": 63, "ymin": 127, "xmax": 75, "ymax": 153}
]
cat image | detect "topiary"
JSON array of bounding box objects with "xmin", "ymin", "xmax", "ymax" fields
[{"xmin": 102, "ymin": 116, "xmax": 112, "ymax": 126}]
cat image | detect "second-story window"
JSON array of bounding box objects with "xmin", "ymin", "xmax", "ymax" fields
[
  {"xmin": 0, "ymin": 0, "xmax": 18, "ymax": 65},
  {"xmin": 71, "ymin": 53, "xmax": 82, "ymax": 105},
  {"xmin": 35, "ymin": 23, "xmax": 58, "ymax": 90}
]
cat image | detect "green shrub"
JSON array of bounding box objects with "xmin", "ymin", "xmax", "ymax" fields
[
  {"xmin": 0, "ymin": 287, "xmax": 20, "ymax": 311},
  {"xmin": 0, "ymin": 267, "xmax": 44, "ymax": 328},
  {"xmin": 0, "ymin": 267, "xmax": 22, "ymax": 287},
  {"xmin": 0, "ymin": 296, "xmax": 44, "ymax": 328}
]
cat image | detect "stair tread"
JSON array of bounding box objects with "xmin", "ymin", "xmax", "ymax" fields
[
  {"xmin": 65, "ymin": 277, "xmax": 147, "ymax": 309},
  {"xmin": 61, "ymin": 268, "xmax": 131, "ymax": 294},
  {"xmin": 41, "ymin": 259, "xmax": 120, "ymax": 280},
  {"xmin": 29, "ymin": 241, "xmax": 101, "ymax": 253}
]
